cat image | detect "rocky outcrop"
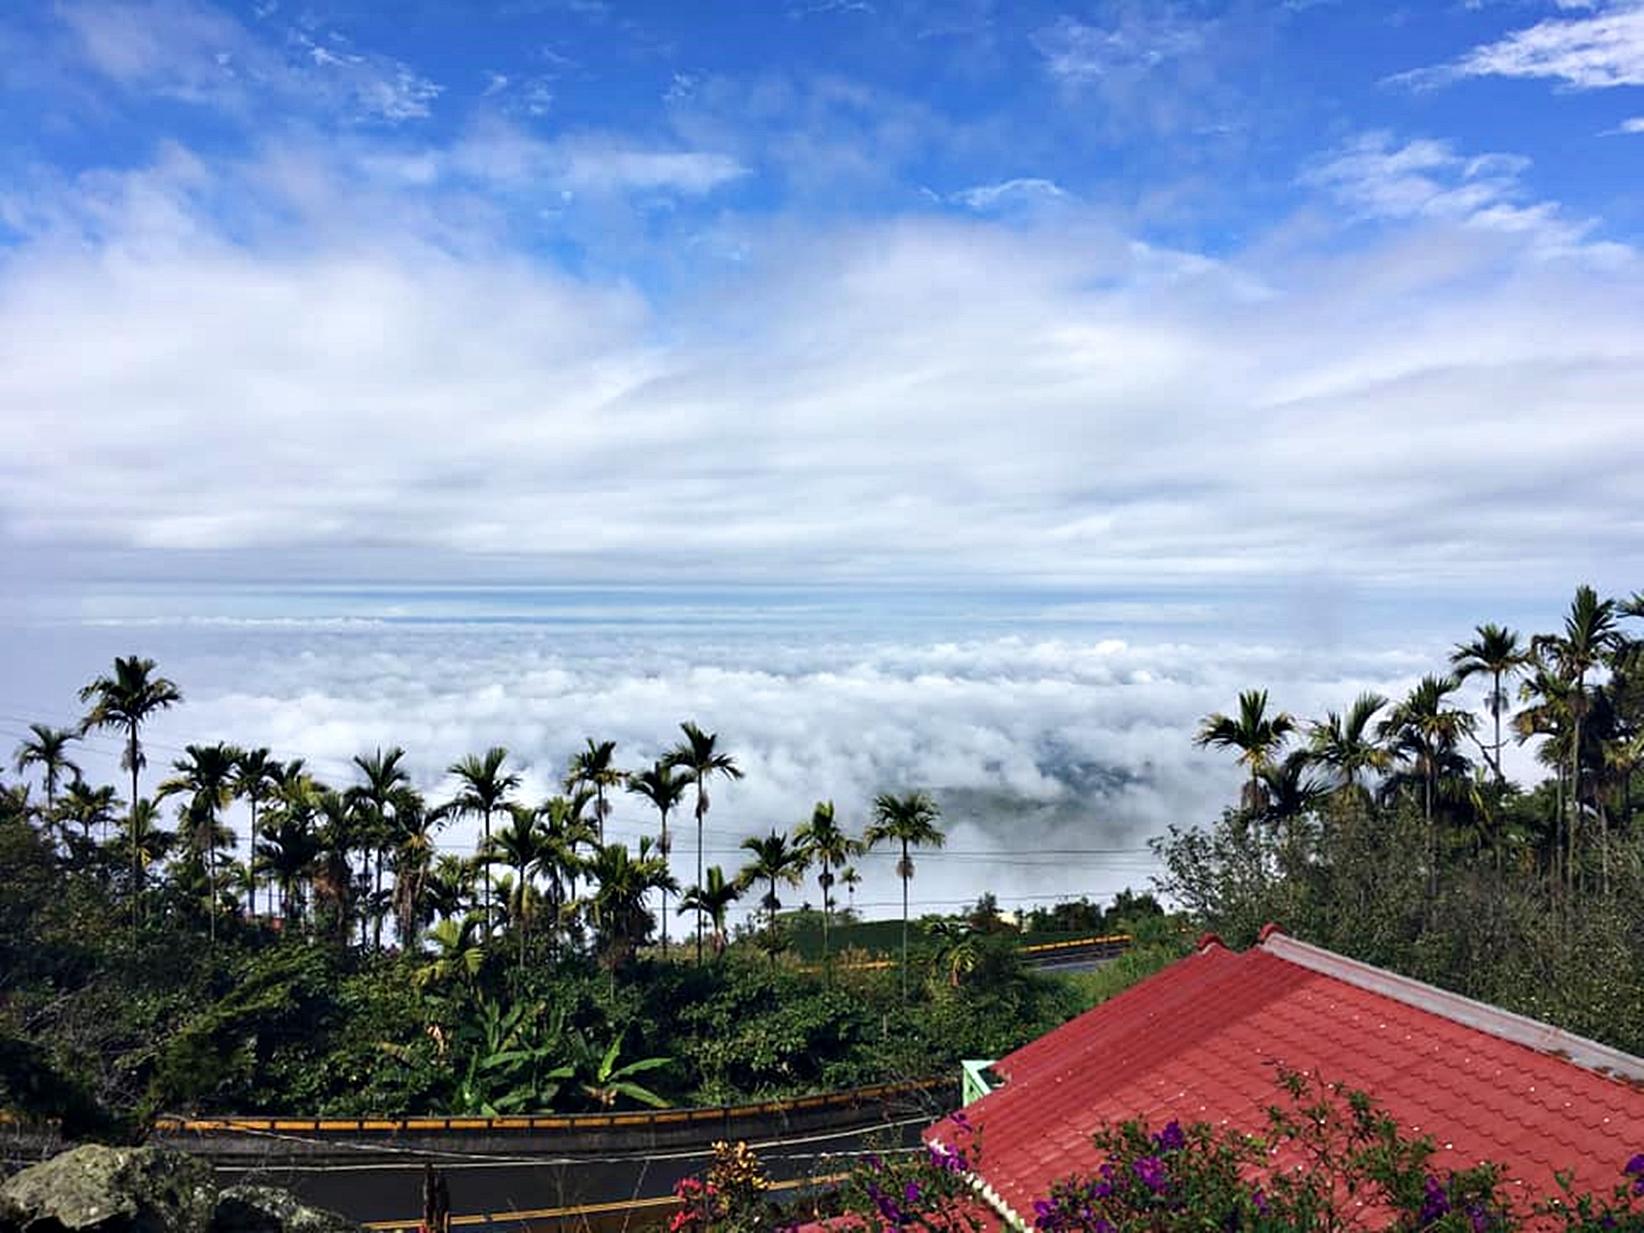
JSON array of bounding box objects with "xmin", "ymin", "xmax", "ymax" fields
[
  {"xmin": 208, "ymin": 1188, "xmax": 356, "ymax": 1233},
  {"xmin": 0, "ymin": 1146, "xmax": 357, "ymax": 1233}
]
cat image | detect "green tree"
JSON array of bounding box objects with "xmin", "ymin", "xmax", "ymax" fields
[
  {"xmin": 78, "ymin": 655, "xmax": 182, "ymax": 925},
  {"xmin": 626, "ymin": 761, "xmax": 688, "ymax": 957},
  {"xmin": 585, "ymin": 839, "xmax": 677, "ymax": 972},
  {"xmin": 663, "ymin": 722, "xmax": 743, "ymax": 964},
  {"xmin": 230, "ymin": 746, "xmax": 278, "ymax": 918},
  {"xmin": 445, "ymin": 747, "xmax": 519, "ymax": 937},
  {"xmin": 1306, "ymin": 693, "xmax": 1389, "ymax": 798},
  {"xmin": 737, "ymin": 829, "xmax": 807, "ymax": 965},
  {"xmin": 158, "ymin": 743, "xmax": 238, "ymax": 943},
  {"xmin": 565, "ymin": 739, "xmax": 622, "ymax": 844},
  {"xmin": 571, "ymin": 1031, "xmax": 672, "ymax": 1110},
  {"xmin": 484, "ymin": 804, "xmax": 551, "ymax": 971},
  {"xmin": 12, "ymin": 723, "xmax": 81, "ymax": 814},
  {"xmin": 1536, "ymin": 586, "xmax": 1623, "ymax": 891},
  {"xmin": 1451, "ymin": 624, "xmax": 1526, "ymax": 784},
  {"xmin": 678, "ymin": 865, "xmax": 740, "ymax": 958},
  {"xmin": 1194, "ymin": 689, "xmax": 1296, "ymax": 812},
  {"xmin": 120, "ymin": 797, "xmax": 171, "ymax": 923},
  {"xmin": 794, "ymin": 800, "xmax": 864, "ymax": 977},
  {"xmin": 864, "ymin": 790, "xmax": 946, "ymax": 998},
  {"xmin": 349, "ymin": 747, "xmax": 411, "ymax": 950}
]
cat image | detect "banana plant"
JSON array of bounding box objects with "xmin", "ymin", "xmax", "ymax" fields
[{"xmin": 572, "ymin": 1029, "xmax": 672, "ymax": 1109}]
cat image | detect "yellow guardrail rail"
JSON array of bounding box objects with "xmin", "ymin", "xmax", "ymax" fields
[
  {"xmin": 808, "ymin": 932, "xmax": 1132, "ymax": 974},
  {"xmin": 152, "ymin": 1077, "xmax": 946, "ymax": 1136}
]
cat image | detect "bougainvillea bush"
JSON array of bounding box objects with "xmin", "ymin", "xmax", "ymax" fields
[{"xmin": 789, "ymin": 1070, "xmax": 1644, "ymax": 1233}]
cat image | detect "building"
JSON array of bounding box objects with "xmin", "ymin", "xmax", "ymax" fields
[{"xmin": 930, "ymin": 925, "xmax": 1644, "ymax": 1230}]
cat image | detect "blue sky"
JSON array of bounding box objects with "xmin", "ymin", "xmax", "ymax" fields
[{"xmin": 2, "ymin": 2, "xmax": 1643, "ymax": 910}]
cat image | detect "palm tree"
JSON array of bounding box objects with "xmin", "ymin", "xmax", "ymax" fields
[
  {"xmin": 678, "ymin": 866, "xmax": 740, "ymax": 957},
  {"xmin": 626, "ymin": 761, "xmax": 688, "ymax": 957},
  {"xmin": 312, "ymin": 789, "xmax": 362, "ymax": 945},
  {"xmin": 839, "ymin": 865, "xmax": 861, "ymax": 917},
  {"xmin": 794, "ymin": 800, "xmax": 864, "ymax": 977},
  {"xmin": 537, "ymin": 794, "xmax": 596, "ymax": 954},
  {"xmin": 565, "ymin": 739, "xmax": 622, "ymax": 844},
  {"xmin": 925, "ymin": 918, "xmax": 981, "ymax": 990},
  {"xmin": 12, "ymin": 724, "xmax": 81, "ymax": 813},
  {"xmin": 418, "ymin": 915, "xmax": 486, "ymax": 991},
  {"xmin": 584, "ymin": 839, "xmax": 677, "ymax": 972},
  {"xmin": 864, "ymin": 790, "xmax": 945, "ymax": 998},
  {"xmin": 1380, "ymin": 675, "xmax": 1475, "ymax": 889},
  {"xmin": 737, "ymin": 830, "xmax": 807, "ymax": 965},
  {"xmin": 349, "ymin": 747, "xmax": 411, "ymax": 950},
  {"xmin": 1306, "ymin": 693, "xmax": 1389, "ymax": 798},
  {"xmin": 1194, "ymin": 689, "xmax": 1296, "ymax": 812},
  {"xmin": 59, "ymin": 777, "xmax": 121, "ymax": 850},
  {"xmin": 485, "ymin": 804, "xmax": 552, "ymax": 971},
  {"xmin": 425, "ymin": 853, "xmax": 476, "ymax": 926},
  {"xmin": 445, "ymin": 747, "xmax": 519, "ymax": 937},
  {"xmin": 230, "ymin": 747, "xmax": 278, "ymax": 917},
  {"xmin": 256, "ymin": 807, "xmax": 321, "ymax": 928},
  {"xmin": 1536, "ymin": 586, "xmax": 1622, "ymax": 890},
  {"xmin": 78, "ymin": 655, "xmax": 181, "ymax": 924},
  {"xmin": 1256, "ymin": 750, "xmax": 1329, "ymax": 830},
  {"xmin": 1451, "ymin": 624, "xmax": 1525, "ymax": 784},
  {"xmin": 158, "ymin": 742, "xmax": 238, "ymax": 942},
  {"xmin": 388, "ymin": 787, "xmax": 441, "ymax": 948},
  {"xmin": 663, "ymin": 722, "xmax": 743, "ymax": 963},
  {"xmin": 120, "ymin": 798, "xmax": 171, "ymax": 923}
]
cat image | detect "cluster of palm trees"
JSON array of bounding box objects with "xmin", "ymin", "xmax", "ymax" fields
[
  {"xmin": 7, "ymin": 656, "xmax": 949, "ymax": 991},
  {"xmin": 1194, "ymin": 585, "xmax": 1644, "ymax": 893}
]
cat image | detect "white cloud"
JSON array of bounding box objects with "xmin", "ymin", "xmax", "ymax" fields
[
  {"xmin": 451, "ymin": 120, "xmax": 747, "ymax": 195},
  {"xmin": 1032, "ymin": 10, "xmax": 1210, "ymax": 84},
  {"xmin": 0, "ymin": 134, "xmax": 1640, "ymax": 610},
  {"xmin": 7, "ymin": 617, "xmax": 1462, "ymax": 916},
  {"xmin": 55, "ymin": 0, "xmax": 441, "ymax": 123},
  {"xmin": 1397, "ymin": 1, "xmax": 1644, "ymax": 90},
  {"xmin": 951, "ymin": 177, "xmax": 1068, "ymax": 211},
  {"xmin": 1303, "ymin": 131, "xmax": 1623, "ymax": 260},
  {"xmin": 1614, "ymin": 115, "xmax": 1644, "ymax": 131}
]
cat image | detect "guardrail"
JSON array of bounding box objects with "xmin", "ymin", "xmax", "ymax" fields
[{"xmin": 151, "ymin": 1076, "xmax": 949, "ymax": 1139}]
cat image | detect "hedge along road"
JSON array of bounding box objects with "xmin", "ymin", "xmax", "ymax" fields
[
  {"xmin": 152, "ymin": 1080, "xmax": 950, "ymax": 1231},
  {"xmin": 154, "ymin": 939, "xmax": 1129, "ymax": 1229}
]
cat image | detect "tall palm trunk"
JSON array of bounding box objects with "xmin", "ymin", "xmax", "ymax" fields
[
  {"xmin": 1491, "ymin": 668, "xmax": 1505, "ymax": 783},
  {"xmin": 900, "ymin": 838, "xmax": 910, "ymax": 1000},
  {"xmin": 129, "ymin": 725, "xmax": 141, "ymax": 930},
  {"xmin": 659, "ymin": 809, "xmax": 670, "ymax": 958},
  {"xmin": 482, "ymin": 805, "xmax": 493, "ymax": 936},
  {"xmin": 1570, "ymin": 675, "xmax": 1584, "ymax": 896},
  {"xmin": 695, "ymin": 790, "xmax": 706, "ymax": 965}
]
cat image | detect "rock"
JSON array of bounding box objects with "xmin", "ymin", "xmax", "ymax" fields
[
  {"xmin": 0, "ymin": 1145, "xmax": 216, "ymax": 1233},
  {"xmin": 209, "ymin": 1188, "xmax": 357, "ymax": 1233}
]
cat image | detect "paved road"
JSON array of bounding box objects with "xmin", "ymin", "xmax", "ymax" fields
[{"xmin": 215, "ymin": 1115, "xmax": 930, "ymax": 1231}]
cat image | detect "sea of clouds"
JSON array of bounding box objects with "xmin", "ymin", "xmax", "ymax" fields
[{"xmin": 3, "ymin": 602, "xmax": 1498, "ymax": 923}]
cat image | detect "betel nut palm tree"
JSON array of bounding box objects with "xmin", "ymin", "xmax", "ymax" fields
[
  {"xmin": 78, "ymin": 655, "xmax": 182, "ymax": 927},
  {"xmin": 663, "ymin": 722, "xmax": 742, "ymax": 964},
  {"xmin": 446, "ymin": 747, "xmax": 520, "ymax": 937},
  {"xmin": 864, "ymin": 789, "xmax": 945, "ymax": 999}
]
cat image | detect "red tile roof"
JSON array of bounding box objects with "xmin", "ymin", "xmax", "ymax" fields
[{"xmin": 930, "ymin": 927, "xmax": 1644, "ymax": 1230}]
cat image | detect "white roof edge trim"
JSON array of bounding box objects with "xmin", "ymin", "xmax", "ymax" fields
[
  {"xmin": 929, "ymin": 1135, "xmax": 1029, "ymax": 1232},
  {"xmin": 1260, "ymin": 931, "xmax": 1644, "ymax": 1083}
]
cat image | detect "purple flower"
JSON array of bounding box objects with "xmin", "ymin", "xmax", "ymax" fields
[
  {"xmin": 904, "ymin": 1182, "xmax": 923, "ymax": 1207},
  {"xmin": 1033, "ymin": 1199, "xmax": 1055, "ymax": 1223},
  {"xmin": 1250, "ymin": 1189, "xmax": 1269, "ymax": 1216},
  {"xmin": 1133, "ymin": 1155, "xmax": 1168, "ymax": 1194},
  {"xmin": 1155, "ymin": 1120, "xmax": 1187, "ymax": 1152},
  {"xmin": 1626, "ymin": 1155, "xmax": 1644, "ymax": 1177},
  {"xmin": 1419, "ymin": 1176, "xmax": 1452, "ymax": 1227},
  {"xmin": 1466, "ymin": 1202, "xmax": 1488, "ymax": 1233},
  {"xmin": 866, "ymin": 1153, "xmax": 883, "ymax": 1173}
]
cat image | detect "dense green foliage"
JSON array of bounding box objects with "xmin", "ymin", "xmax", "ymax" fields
[
  {"xmin": 1164, "ymin": 583, "xmax": 1644, "ymax": 1053},
  {"xmin": 0, "ymin": 670, "xmax": 1105, "ymax": 1129}
]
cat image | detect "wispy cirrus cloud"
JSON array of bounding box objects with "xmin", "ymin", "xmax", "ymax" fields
[
  {"xmin": 1394, "ymin": 1, "xmax": 1644, "ymax": 91},
  {"xmin": 55, "ymin": 0, "xmax": 441, "ymax": 123},
  {"xmin": 1302, "ymin": 131, "xmax": 1626, "ymax": 260},
  {"xmin": 950, "ymin": 177, "xmax": 1068, "ymax": 211}
]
